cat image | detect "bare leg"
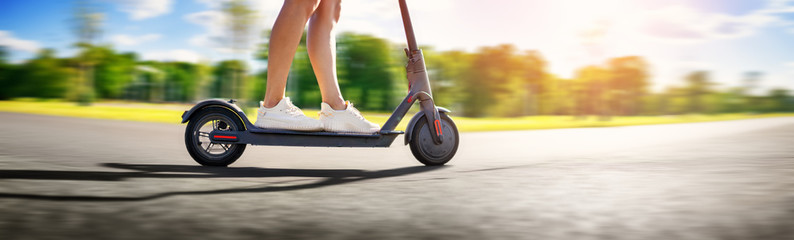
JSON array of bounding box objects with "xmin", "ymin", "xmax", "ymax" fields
[
  {"xmin": 263, "ymin": 0, "xmax": 321, "ymax": 108},
  {"xmin": 307, "ymin": 0, "xmax": 346, "ymax": 110}
]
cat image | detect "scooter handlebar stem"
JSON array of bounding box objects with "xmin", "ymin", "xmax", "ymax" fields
[{"xmin": 399, "ymin": 0, "xmax": 419, "ymax": 51}]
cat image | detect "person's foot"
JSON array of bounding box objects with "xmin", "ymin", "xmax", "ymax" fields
[
  {"xmin": 319, "ymin": 101, "xmax": 380, "ymax": 133},
  {"xmin": 255, "ymin": 97, "xmax": 323, "ymax": 131}
]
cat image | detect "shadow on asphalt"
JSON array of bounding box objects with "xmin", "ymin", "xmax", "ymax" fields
[{"xmin": 0, "ymin": 163, "xmax": 445, "ymax": 202}]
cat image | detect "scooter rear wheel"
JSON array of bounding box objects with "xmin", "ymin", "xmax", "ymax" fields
[
  {"xmin": 409, "ymin": 113, "xmax": 459, "ymax": 166},
  {"xmin": 184, "ymin": 107, "xmax": 246, "ymax": 167}
]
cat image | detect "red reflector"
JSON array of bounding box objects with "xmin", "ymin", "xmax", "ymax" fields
[
  {"xmin": 214, "ymin": 135, "xmax": 237, "ymax": 139},
  {"xmin": 434, "ymin": 119, "xmax": 442, "ymax": 136},
  {"xmin": 407, "ymin": 96, "xmax": 412, "ymax": 103}
]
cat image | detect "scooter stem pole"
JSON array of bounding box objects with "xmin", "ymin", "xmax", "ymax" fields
[{"xmin": 399, "ymin": 0, "xmax": 419, "ymax": 52}]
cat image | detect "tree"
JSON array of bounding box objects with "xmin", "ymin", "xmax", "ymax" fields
[
  {"xmin": 128, "ymin": 63, "xmax": 166, "ymax": 102},
  {"xmin": 573, "ymin": 65, "xmax": 611, "ymax": 119},
  {"xmin": 211, "ymin": 60, "xmax": 247, "ymax": 99},
  {"xmin": 255, "ymin": 29, "xmax": 272, "ymax": 61},
  {"xmin": 159, "ymin": 62, "xmax": 201, "ymax": 102},
  {"xmin": 337, "ymin": 32, "xmax": 397, "ymax": 111},
  {"xmin": 221, "ymin": 0, "xmax": 256, "ymax": 100},
  {"xmin": 194, "ymin": 62, "xmax": 214, "ymax": 101},
  {"xmin": 16, "ymin": 49, "xmax": 71, "ymax": 98},
  {"xmin": 253, "ymin": 29, "xmax": 272, "ymax": 105},
  {"xmin": 423, "ymin": 49, "xmax": 471, "ymax": 110},
  {"xmin": 607, "ymin": 56, "xmax": 649, "ymax": 115},
  {"xmin": 255, "ymin": 29, "xmax": 319, "ymax": 108},
  {"xmin": 94, "ymin": 47, "xmax": 137, "ymax": 99},
  {"xmin": 740, "ymin": 71, "xmax": 763, "ymax": 112},
  {"xmin": 288, "ymin": 32, "xmax": 320, "ymax": 108},
  {"xmin": 71, "ymin": 0, "xmax": 103, "ymax": 104},
  {"xmin": 0, "ymin": 46, "xmax": 12, "ymax": 99},
  {"xmin": 520, "ymin": 50, "xmax": 547, "ymax": 116},
  {"xmin": 684, "ymin": 71, "xmax": 712, "ymax": 113},
  {"xmin": 766, "ymin": 88, "xmax": 792, "ymax": 112},
  {"xmin": 463, "ymin": 44, "xmax": 538, "ymax": 117}
]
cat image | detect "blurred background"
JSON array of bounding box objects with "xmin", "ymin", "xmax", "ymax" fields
[{"xmin": 0, "ymin": 0, "xmax": 793, "ymax": 118}]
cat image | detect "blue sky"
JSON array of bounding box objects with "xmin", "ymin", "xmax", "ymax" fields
[{"xmin": 1, "ymin": 0, "xmax": 793, "ymax": 93}]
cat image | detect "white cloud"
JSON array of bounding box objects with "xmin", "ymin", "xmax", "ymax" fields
[
  {"xmin": 337, "ymin": 20, "xmax": 389, "ymax": 37},
  {"xmin": 785, "ymin": 62, "xmax": 794, "ymax": 67},
  {"xmin": 142, "ymin": 49, "xmax": 206, "ymax": 63},
  {"xmin": 110, "ymin": 33, "xmax": 161, "ymax": 46},
  {"xmin": 341, "ymin": 0, "xmax": 399, "ymax": 20},
  {"xmin": 185, "ymin": 8, "xmax": 267, "ymax": 54},
  {"xmin": 115, "ymin": 0, "xmax": 173, "ymax": 20},
  {"xmin": 636, "ymin": 5, "xmax": 777, "ymax": 44},
  {"xmin": 765, "ymin": 0, "xmax": 794, "ymax": 12},
  {"xmin": 676, "ymin": 60, "xmax": 715, "ymax": 71},
  {"xmin": 0, "ymin": 31, "xmax": 41, "ymax": 53},
  {"xmin": 185, "ymin": 10, "xmax": 228, "ymax": 51},
  {"xmin": 195, "ymin": 0, "xmax": 227, "ymax": 8}
]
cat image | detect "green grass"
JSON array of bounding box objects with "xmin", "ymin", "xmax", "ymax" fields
[{"xmin": 2, "ymin": 99, "xmax": 793, "ymax": 132}]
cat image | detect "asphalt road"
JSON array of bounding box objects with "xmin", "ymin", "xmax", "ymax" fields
[{"xmin": 1, "ymin": 112, "xmax": 793, "ymax": 240}]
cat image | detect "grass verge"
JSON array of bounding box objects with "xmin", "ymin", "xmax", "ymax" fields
[{"xmin": 2, "ymin": 99, "xmax": 792, "ymax": 132}]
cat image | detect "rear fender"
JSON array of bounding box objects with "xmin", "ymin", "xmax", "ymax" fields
[{"xmin": 181, "ymin": 99, "xmax": 249, "ymax": 129}]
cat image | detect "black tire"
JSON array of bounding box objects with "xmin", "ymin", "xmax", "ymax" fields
[
  {"xmin": 184, "ymin": 107, "xmax": 246, "ymax": 167},
  {"xmin": 409, "ymin": 113, "xmax": 459, "ymax": 166}
]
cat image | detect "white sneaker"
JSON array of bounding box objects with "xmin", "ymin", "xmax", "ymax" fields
[
  {"xmin": 319, "ymin": 101, "xmax": 380, "ymax": 133},
  {"xmin": 254, "ymin": 98, "xmax": 323, "ymax": 131}
]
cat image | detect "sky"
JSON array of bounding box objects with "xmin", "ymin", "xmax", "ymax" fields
[{"xmin": 1, "ymin": 0, "xmax": 793, "ymax": 93}]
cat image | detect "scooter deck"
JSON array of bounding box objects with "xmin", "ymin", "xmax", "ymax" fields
[{"xmin": 209, "ymin": 126, "xmax": 404, "ymax": 148}]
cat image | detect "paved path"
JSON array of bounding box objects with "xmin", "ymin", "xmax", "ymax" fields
[{"xmin": 1, "ymin": 112, "xmax": 793, "ymax": 240}]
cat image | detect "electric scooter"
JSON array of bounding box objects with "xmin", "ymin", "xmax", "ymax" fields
[{"xmin": 181, "ymin": 0, "xmax": 459, "ymax": 167}]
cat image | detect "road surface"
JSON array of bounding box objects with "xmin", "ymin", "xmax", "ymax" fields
[{"xmin": 1, "ymin": 112, "xmax": 793, "ymax": 240}]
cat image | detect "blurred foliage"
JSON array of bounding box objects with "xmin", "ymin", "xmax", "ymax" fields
[
  {"xmin": 337, "ymin": 32, "xmax": 399, "ymax": 111},
  {"xmin": 221, "ymin": 0, "xmax": 255, "ymax": 100},
  {"xmin": 0, "ymin": 30, "xmax": 792, "ymax": 117},
  {"xmin": 5, "ymin": 49, "xmax": 72, "ymax": 99},
  {"xmin": 286, "ymin": 32, "xmax": 321, "ymax": 108},
  {"xmin": 71, "ymin": 0, "xmax": 104, "ymax": 105}
]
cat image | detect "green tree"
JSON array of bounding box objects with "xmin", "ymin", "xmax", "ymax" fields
[
  {"xmin": 0, "ymin": 46, "xmax": 12, "ymax": 99},
  {"xmin": 424, "ymin": 49, "xmax": 471, "ymax": 110},
  {"xmin": 337, "ymin": 32, "xmax": 397, "ymax": 111},
  {"xmin": 288, "ymin": 32, "xmax": 320, "ymax": 108},
  {"xmin": 255, "ymin": 29, "xmax": 272, "ymax": 61},
  {"xmin": 16, "ymin": 49, "xmax": 71, "ymax": 98},
  {"xmin": 766, "ymin": 88, "xmax": 792, "ymax": 112},
  {"xmin": 718, "ymin": 87, "xmax": 745, "ymax": 113},
  {"xmin": 211, "ymin": 60, "xmax": 247, "ymax": 99},
  {"xmin": 131, "ymin": 63, "xmax": 166, "ymax": 102},
  {"xmin": 194, "ymin": 62, "xmax": 215, "ymax": 101},
  {"xmin": 253, "ymin": 29, "xmax": 319, "ymax": 109},
  {"xmin": 684, "ymin": 71, "xmax": 712, "ymax": 113},
  {"xmin": 253, "ymin": 29, "xmax": 272, "ymax": 105},
  {"xmin": 0, "ymin": 46, "xmax": 6, "ymax": 64},
  {"xmin": 740, "ymin": 71, "xmax": 763, "ymax": 112},
  {"xmin": 160, "ymin": 62, "xmax": 201, "ymax": 102},
  {"xmin": 94, "ymin": 47, "xmax": 137, "ymax": 99},
  {"xmin": 248, "ymin": 69, "xmax": 268, "ymax": 104},
  {"xmin": 71, "ymin": 0, "xmax": 103, "ymax": 104},
  {"xmin": 222, "ymin": 0, "xmax": 256, "ymax": 100}
]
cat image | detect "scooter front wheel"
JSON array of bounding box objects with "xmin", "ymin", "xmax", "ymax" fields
[
  {"xmin": 184, "ymin": 107, "xmax": 246, "ymax": 167},
  {"xmin": 409, "ymin": 113, "xmax": 459, "ymax": 166}
]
